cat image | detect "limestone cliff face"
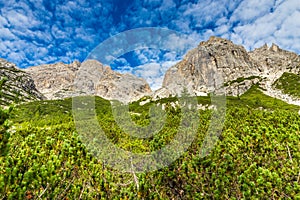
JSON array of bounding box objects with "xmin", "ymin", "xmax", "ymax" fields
[
  {"xmin": 25, "ymin": 61, "xmax": 80, "ymax": 100},
  {"xmin": 158, "ymin": 36, "xmax": 300, "ymax": 100},
  {"xmin": 161, "ymin": 36, "xmax": 261, "ymax": 97},
  {"xmin": 25, "ymin": 60, "xmax": 152, "ymax": 103},
  {"xmin": 249, "ymin": 43, "xmax": 300, "ymax": 85},
  {"xmin": 249, "ymin": 43, "xmax": 300, "ymax": 105},
  {"xmin": 249, "ymin": 43, "xmax": 300, "ymax": 74},
  {"xmin": 0, "ymin": 58, "xmax": 44, "ymax": 106}
]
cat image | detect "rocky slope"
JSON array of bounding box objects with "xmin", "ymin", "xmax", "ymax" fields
[
  {"xmin": 25, "ymin": 61, "xmax": 80, "ymax": 100},
  {"xmin": 157, "ymin": 36, "xmax": 300, "ymax": 105},
  {"xmin": 0, "ymin": 59, "xmax": 44, "ymax": 106},
  {"xmin": 25, "ymin": 60, "xmax": 152, "ymax": 103},
  {"xmin": 2, "ymin": 36, "xmax": 299, "ymax": 106},
  {"xmin": 161, "ymin": 36, "xmax": 261, "ymax": 97},
  {"xmin": 249, "ymin": 43, "xmax": 300, "ymax": 105}
]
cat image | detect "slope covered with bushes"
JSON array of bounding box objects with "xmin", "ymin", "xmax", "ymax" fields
[{"xmin": 0, "ymin": 92, "xmax": 300, "ymax": 199}]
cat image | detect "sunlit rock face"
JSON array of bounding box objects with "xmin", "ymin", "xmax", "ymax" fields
[
  {"xmin": 25, "ymin": 60, "xmax": 152, "ymax": 103},
  {"xmin": 160, "ymin": 36, "xmax": 300, "ymax": 100},
  {"xmin": 162, "ymin": 36, "xmax": 261, "ymax": 97}
]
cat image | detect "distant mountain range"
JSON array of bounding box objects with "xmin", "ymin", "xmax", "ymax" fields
[{"xmin": 1, "ymin": 36, "xmax": 300, "ymax": 106}]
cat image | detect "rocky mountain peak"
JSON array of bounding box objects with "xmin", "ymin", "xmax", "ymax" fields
[
  {"xmin": 249, "ymin": 43, "xmax": 300, "ymax": 74},
  {"xmin": 201, "ymin": 36, "xmax": 233, "ymax": 46},
  {"xmin": 26, "ymin": 59, "xmax": 152, "ymax": 103},
  {"xmin": 161, "ymin": 36, "xmax": 261, "ymax": 97},
  {"xmin": 0, "ymin": 58, "xmax": 44, "ymax": 106},
  {"xmin": 270, "ymin": 43, "xmax": 280, "ymax": 52},
  {"xmin": 155, "ymin": 37, "xmax": 300, "ymax": 101},
  {"xmin": 25, "ymin": 61, "xmax": 79, "ymax": 100}
]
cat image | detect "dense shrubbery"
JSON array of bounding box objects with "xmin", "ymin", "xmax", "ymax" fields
[
  {"xmin": 0, "ymin": 92, "xmax": 300, "ymax": 199},
  {"xmin": 0, "ymin": 107, "xmax": 11, "ymax": 156},
  {"xmin": 273, "ymin": 72, "xmax": 300, "ymax": 98}
]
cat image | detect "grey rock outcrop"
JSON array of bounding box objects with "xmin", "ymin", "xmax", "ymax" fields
[
  {"xmin": 26, "ymin": 60, "xmax": 152, "ymax": 103},
  {"xmin": 161, "ymin": 36, "xmax": 261, "ymax": 97},
  {"xmin": 249, "ymin": 43, "xmax": 300, "ymax": 74},
  {"xmin": 158, "ymin": 36, "xmax": 300, "ymax": 103},
  {"xmin": 74, "ymin": 60, "xmax": 152, "ymax": 103},
  {"xmin": 0, "ymin": 58, "xmax": 44, "ymax": 106},
  {"xmin": 249, "ymin": 43, "xmax": 300, "ymax": 105},
  {"xmin": 25, "ymin": 61, "xmax": 80, "ymax": 100}
]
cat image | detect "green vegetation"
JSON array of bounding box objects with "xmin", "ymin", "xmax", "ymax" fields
[
  {"xmin": 227, "ymin": 84, "xmax": 299, "ymax": 111},
  {"xmin": 273, "ymin": 72, "xmax": 300, "ymax": 98},
  {"xmin": 0, "ymin": 89, "xmax": 300, "ymax": 199},
  {"xmin": 0, "ymin": 107, "xmax": 11, "ymax": 156}
]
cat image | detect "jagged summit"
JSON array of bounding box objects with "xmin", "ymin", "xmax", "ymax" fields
[
  {"xmin": 252, "ymin": 43, "xmax": 281, "ymax": 52},
  {"xmin": 250, "ymin": 42, "xmax": 300, "ymax": 73},
  {"xmin": 200, "ymin": 36, "xmax": 234, "ymax": 46}
]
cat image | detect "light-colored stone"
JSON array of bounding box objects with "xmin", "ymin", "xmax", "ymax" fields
[
  {"xmin": 25, "ymin": 60, "xmax": 152, "ymax": 103},
  {"xmin": 161, "ymin": 36, "xmax": 261, "ymax": 98},
  {"xmin": 25, "ymin": 61, "xmax": 80, "ymax": 99},
  {"xmin": 249, "ymin": 43, "xmax": 300, "ymax": 105},
  {"xmin": 156, "ymin": 36, "xmax": 300, "ymax": 105},
  {"xmin": 139, "ymin": 99, "xmax": 151, "ymax": 106}
]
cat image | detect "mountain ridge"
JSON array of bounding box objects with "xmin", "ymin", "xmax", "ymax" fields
[
  {"xmin": 24, "ymin": 59, "xmax": 152, "ymax": 103},
  {"xmin": 156, "ymin": 36, "xmax": 300, "ymax": 105},
  {"xmin": 1, "ymin": 36, "xmax": 300, "ymax": 105}
]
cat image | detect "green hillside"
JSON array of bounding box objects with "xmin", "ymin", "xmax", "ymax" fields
[
  {"xmin": 0, "ymin": 88, "xmax": 300, "ymax": 199},
  {"xmin": 273, "ymin": 72, "xmax": 300, "ymax": 98}
]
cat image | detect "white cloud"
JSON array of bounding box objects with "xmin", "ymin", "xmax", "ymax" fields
[
  {"xmin": 228, "ymin": 0, "xmax": 300, "ymax": 51},
  {"xmin": 3, "ymin": 6, "xmax": 42, "ymax": 29},
  {"xmin": 114, "ymin": 57, "xmax": 129, "ymax": 66},
  {"xmin": 134, "ymin": 62, "xmax": 164, "ymax": 90},
  {"xmin": 117, "ymin": 59, "xmax": 180, "ymax": 90},
  {"xmin": 134, "ymin": 49, "xmax": 161, "ymax": 64},
  {"xmin": 230, "ymin": 0, "xmax": 273, "ymax": 23},
  {"xmin": 7, "ymin": 51, "xmax": 26, "ymax": 64},
  {"xmin": 163, "ymin": 52, "xmax": 177, "ymax": 60},
  {"xmin": 0, "ymin": 16, "xmax": 8, "ymax": 26},
  {"xmin": 273, "ymin": 11, "xmax": 300, "ymax": 49},
  {"xmin": 159, "ymin": 0, "xmax": 176, "ymax": 11},
  {"xmin": 51, "ymin": 25, "xmax": 64, "ymax": 39},
  {"xmin": 182, "ymin": 0, "xmax": 232, "ymax": 28},
  {"xmin": 163, "ymin": 32, "xmax": 200, "ymax": 53},
  {"xmin": 0, "ymin": 28, "xmax": 16, "ymax": 40}
]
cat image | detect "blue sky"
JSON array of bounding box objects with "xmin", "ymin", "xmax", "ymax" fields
[{"xmin": 1, "ymin": 0, "xmax": 300, "ymax": 89}]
